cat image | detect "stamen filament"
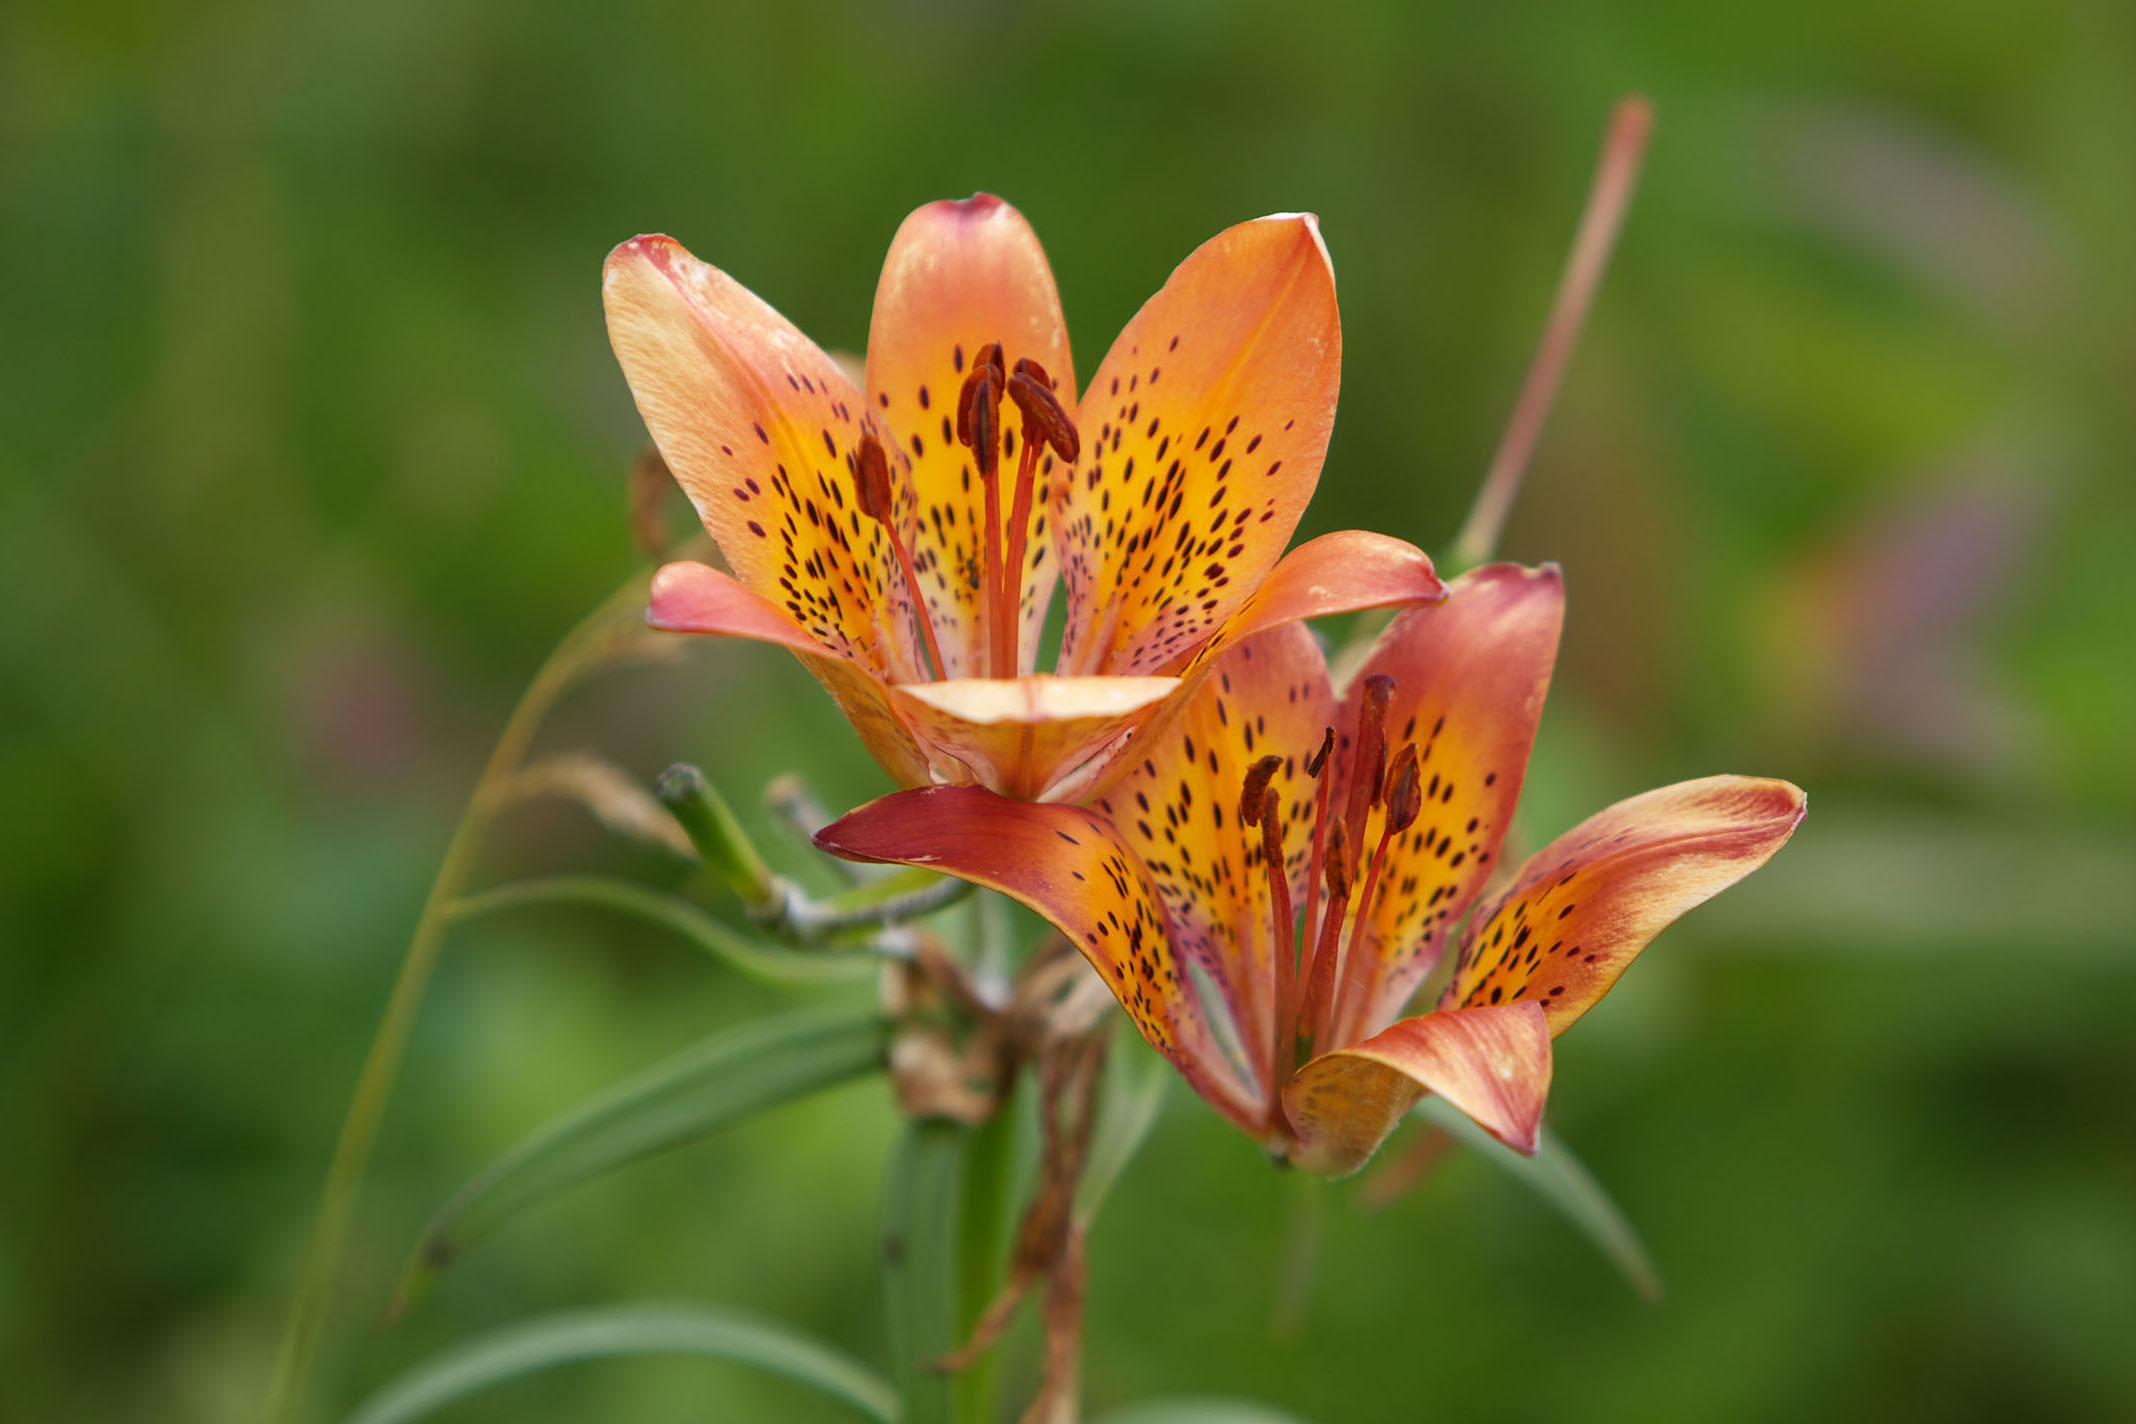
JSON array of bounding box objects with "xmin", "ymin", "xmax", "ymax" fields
[
  {"xmin": 956, "ymin": 343, "xmax": 1009, "ymax": 678},
  {"xmin": 1260, "ymin": 789, "xmax": 1296, "ymax": 1128},
  {"xmin": 854, "ymin": 433, "xmax": 948, "ymax": 680},
  {"xmin": 998, "ymin": 433, "xmax": 1041, "ymax": 676},
  {"xmin": 1331, "ymin": 742, "xmax": 1420, "ymax": 1047},
  {"xmin": 1238, "ymin": 755, "xmax": 1281, "ymax": 1127},
  {"xmin": 981, "ymin": 455, "xmax": 1006, "ymax": 676},
  {"xmin": 890, "ymin": 532, "xmax": 947, "ymax": 681},
  {"xmin": 1301, "ymin": 818, "xmax": 1352, "ymax": 1052},
  {"xmin": 1328, "ymin": 817, "xmax": 1396, "ymax": 1047},
  {"xmin": 1300, "ymin": 727, "xmax": 1335, "ymax": 985}
]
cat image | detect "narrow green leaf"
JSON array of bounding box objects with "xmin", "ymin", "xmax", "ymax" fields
[
  {"xmin": 882, "ymin": 1119, "xmax": 969, "ymax": 1424},
  {"xmin": 395, "ymin": 1007, "xmax": 885, "ymax": 1310},
  {"xmin": 1415, "ymin": 1097, "xmax": 1664, "ymax": 1302},
  {"xmin": 1075, "ymin": 1040, "xmax": 1169, "ymax": 1225},
  {"xmin": 1095, "ymin": 1399, "xmax": 1318, "ymax": 1424},
  {"xmin": 452, "ymin": 874, "xmax": 875, "ymax": 986},
  {"xmin": 341, "ymin": 1302, "xmax": 897, "ymax": 1424}
]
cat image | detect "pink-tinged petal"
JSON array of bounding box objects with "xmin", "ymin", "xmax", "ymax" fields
[
  {"xmin": 1054, "ymin": 214, "xmax": 1341, "ymax": 677},
  {"xmin": 603, "ymin": 235, "xmax": 920, "ymax": 680},
  {"xmin": 1322, "ymin": 564, "xmax": 1565, "ymax": 1048},
  {"xmin": 1284, "ymin": 1002, "xmax": 1553, "ymax": 1177},
  {"xmin": 1177, "ymin": 531, "xmax": 1448, "ymax": 675},
  {"xmin": 1445, "ymin": 775, "xmax": 1809, "ymax": 1033},
  {"xmin": 648, "ymin": 559, "xmax": 835, "ymax": 653},
  {"xmin": 866, "ymin": 195, "xmax": 1075, "ymax": 679},
  {"xmin": 646, "ymin": 560, "xmax": 931, "ymax": 788},
  {"xmin": 1088, "ymin": 623, "xmax": 1339, "ymax": 1093},
  {"xmin": 815, "ymin": 787, "xmax": 1262, "ymax": 1131},
  {"xmin": 888, "ymin": 674, "xmax": 1179, "ymax": 800}
]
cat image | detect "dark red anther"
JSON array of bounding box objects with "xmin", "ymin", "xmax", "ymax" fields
[
  {"xmin": 957, "ymin": 356, "xmax": 1003, "ymax": 453},
  {"xmin": 1304, "ymin": 726, "xmax": 1336, "ymax": 778},
  {"xmin": 1006, "ymin": 369, "xmax": 1080, "ymax": 463},
  {"xmin": 854, "ymin": 431, "xmax": 894, "ymax": 522},
  {"xmin": 956, "ymin": 369, "xmax": 978, "ymax": 446},
  {"xmin": 1239, "ymin": 754, "xmax": 1284, "ymax": 827},
  {"xmin": 975, "ymin": 340, "xmax": 1005, "ymax": 382},
  {"xmin": 1383, "ymin": 743, "xmax": 1422, "ymax": 834},
  {"xmin": 958, "ymin": 371, "xmax": 1001, "ymax": 478}
]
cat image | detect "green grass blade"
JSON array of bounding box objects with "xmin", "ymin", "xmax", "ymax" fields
[
  {"xmin": 341, "ymin": 1303, "xmax": 898, "ymax": 1424},
  {"xmin": 395, "ymin": 1007, "xmax": 886, "ymax": 1310},
  {"xmin": 264, "ymin": 572, "xmax": 659, "ymax": 1424},
  {"xmin": 1416, "ymin": 1096, "xmax": 1665, "ymax": 1302},
  {"xmin": 452, "ymin": 874, "xmax": 877, "ymax": 986}
]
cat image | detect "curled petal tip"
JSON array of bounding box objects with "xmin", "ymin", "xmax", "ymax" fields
[
  {"xmin": 1257, "ymin": 210, "xmax": 1322, "ymax": 233},
  {"xmin": 604, "ymin": 233, "xmax": 680, "ymax": 279},
  {"xmin": 1261, "ymin": 210, "xmax": 1331, "ymax": 263},
  {"xmin": 912, "ymin": 192, "xmax": 1018, "ymax": 228}
]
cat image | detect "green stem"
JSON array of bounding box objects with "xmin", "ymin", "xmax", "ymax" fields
[
  {"xmin": 1448, "ymin": 96, "xmax": 1652, "ymax": 572},
  {"xmin": 1268, "ymin": 1169, "xmax": 1325, "ymax": 1346},
  {"xmin": 261, "ymin": 574, "xmax": 652, "ymax": 1424},
  {"xmin": 801, "ymin": 870, "xmax": 973, "ymax": 938},
  {"xmin": 883, "ymin": 1120, "xmax": 969, "ymax": 1424},
  {"xmin": 449, "ymin": 876, "xmax": 876, "ymax": 987},
  {"xmin": 952, "ymin": 1088, "xmax": 1023, "ymax": 1424}
]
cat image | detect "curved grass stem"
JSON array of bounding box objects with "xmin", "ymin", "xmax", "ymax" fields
[
  {"xmin": 261, "ymin": 572, "xmax": 658, "ymax": 1424},
  {"xmin": 1450, "ymin": 96, "xmax": 1653, "ymax": 571}
]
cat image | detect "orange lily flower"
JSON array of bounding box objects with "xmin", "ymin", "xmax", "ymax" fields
[
  {"xmin": 603, "ymin": 195, "xmax": 1446, "ymax": 799},
  {"xmin": 815, "ymin": 565, "xmax": 1806, "ymax": 1173}
]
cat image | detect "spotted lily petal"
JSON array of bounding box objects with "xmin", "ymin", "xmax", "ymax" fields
[
  {"xmin": 1088, "ymin": 623, "xmax": 1337, "ymax": 1092},
  {"xmin": 647, "ymin": 560, "xmax": 932, "ymax": 787},
  {"xmin": 1444, "ymin": 775, "xmax": 1808, "ymax": 1030},
  {"xmin": 887, "ymin": 675, "xmax": 1179, "ymax": 800},
  {"xmin": 1323, "ymin": 564, "xmax": 1564, "ymax": 1047},
  {"xmin": 604, "ymin": 235, "xmax": 921, "ymax": 680},
  {"xmin": 1284, "ymin": 1002, "xmax": 1553, "ymax": 1176},
  {"xmin": 1184, "ymin": 531, "xmax": 1448, "ymax": 673},
  {"xmin": 866, "ymin": 195, "xmax": 1075, "ymax": 679},
  {"xmin": 814, "ymin": 786, "xmax": 1262, "ymax": 1129},
  {"xmin": 1054, "ymin": 214, "xmax": 1341, "ymax": 677},
  {"xmin": 1045, "ymin": 532, "xmax": 1445, "ymax": 807}
]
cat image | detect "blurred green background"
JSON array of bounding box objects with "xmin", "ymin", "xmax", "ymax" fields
[{"xmin": 6, "ymin": 0, "xmax": 2134, "ymax": 1419}]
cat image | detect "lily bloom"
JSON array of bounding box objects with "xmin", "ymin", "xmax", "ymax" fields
[
  {"xmin": 603, "ymin": 195, "xmax": 1445, "ymax": 800},
  {"xmin": 816, "ymin": 565, "xmax": 1806, "ymax": 1174}
]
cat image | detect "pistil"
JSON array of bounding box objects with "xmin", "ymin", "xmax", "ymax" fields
[{"xmin": 1343, "ymin": 675, "xmax": 1396, "ymax": 848}]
